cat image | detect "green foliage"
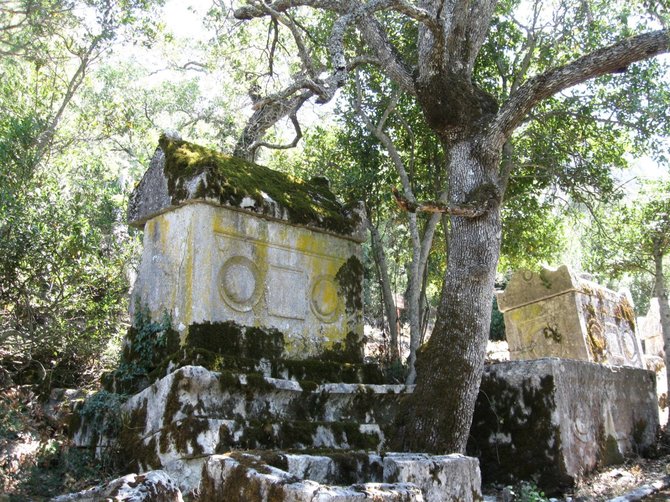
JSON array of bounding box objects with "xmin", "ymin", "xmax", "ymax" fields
[
  {"xmin": 0, "ymin": 391, "xmax": 28, "ymax": 439},
  {"xmin": 0, "ymin": 0, "xmax": 172, "ymax": 391},
  {"xmin": 583, "ymin": 179, "xmax": 670, "ymax": 315},
  {"xmin": 112, "ymin": 305, "xmax": 173, "ymax": 385},
  {"xmin": 584, "ymin": 180, "xmax": 670, "ymax": 278},
  {"xmin": 0, "ymin": 156, "xmax": 136, "ymax": 388},
  {"xmin": 11, "ymin": 440, "xmax": 117, "ymax": 500},
  {"xmin": 79, "ymin": 390, "xmax": 128, "ymax": 438},
  {"xmin": 506, "ymin": 481, "xmax": 549, "ymax": 502},
  {"xmin": 489, "ymin": 297, "xmax": 506, "ymax": 341}
]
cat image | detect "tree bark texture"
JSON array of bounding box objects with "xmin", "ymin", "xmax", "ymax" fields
[
  {"xmin": 653, "ymin": 245, "xmax": 670, "ymax": 413},
  {"xmin": 394, "ymin": 139, "xmax": 502, "ymax": 453}
]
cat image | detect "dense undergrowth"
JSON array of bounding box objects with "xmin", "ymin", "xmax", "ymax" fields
[{"xmin": 0, "ymin": 386, "xmax": 122, "ymax": 500}]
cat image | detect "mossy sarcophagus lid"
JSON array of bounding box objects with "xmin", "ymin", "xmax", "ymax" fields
[
  {"xmin": 128, "ymin": 136, "xmax": 365, "ymax": 359},
  {"xmin": 128, "ymin": 135, "xmax": 364, "ymax": 240}
]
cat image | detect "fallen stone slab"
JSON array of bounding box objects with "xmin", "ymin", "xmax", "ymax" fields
[
  {"xmin": 200, "ymin": 451, "xmax": 482, "ymax": 502},
  {"xmin": 51, "ymin": 470, "xmax": 183, "ymax": 502},
  {"xmin": 468, "ymin": 358, "xmax": 659, "ymax": 495}
]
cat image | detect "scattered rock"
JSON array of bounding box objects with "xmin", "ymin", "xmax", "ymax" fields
[{"xmin": 51, "ymin": 470, "xmax": 183, "ymax": 502}]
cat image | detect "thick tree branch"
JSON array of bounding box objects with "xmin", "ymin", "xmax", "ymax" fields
[
  {"xmin": 357, "ymin": 17, "xmax": 415, "ymax": 93},
  {"xmin": 487, "ymin": 29, "xmax": 670, "ymax": 149},
  {"xmin": 392, "ymin": 187, "xmax": 494, "ymax": 217},
  {"xmin": 234, "ymin": 91, "xmax": 310, "ymax": 160},
  {"xmin": 248, "ymin": 112, "xmax": 303, "ymax": 152}
]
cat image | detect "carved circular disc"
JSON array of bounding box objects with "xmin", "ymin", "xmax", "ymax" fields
[
  {"xmin": 621, "ymin": 331, "xmax": 639, "ymax": 361},
  {"xmin": 310, "ymin": 276, "xmax": 340, "ymax": 322},
  {"xmin": 219, "ymin": 256, "xmax": 262, "ymax": 311}
]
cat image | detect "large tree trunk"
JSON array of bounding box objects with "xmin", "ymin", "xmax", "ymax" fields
[
  {"xmin": 653, "ymin": 244, "xmax": 670, "ymax": 413},
  {"xmin": 394, "ymin": 138, "xmax": 502, "ymax": 453}
]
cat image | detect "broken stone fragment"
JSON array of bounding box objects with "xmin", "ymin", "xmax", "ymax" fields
[
  {"xmin": 51, "ymin": 470, "xmax": 183, "ymax": 502},
  {"xmin": 638, "ymin": 298, "xmax": 665, "ymax": 357}
]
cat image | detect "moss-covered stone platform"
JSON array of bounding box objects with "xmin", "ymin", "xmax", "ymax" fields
[
  {"xmin": 467, "ymin": 358, "xmax": 659, "ymax": 495},
  {"xmin": 66, "ymin": 139, "xmax": 660, "ymax": 501}
]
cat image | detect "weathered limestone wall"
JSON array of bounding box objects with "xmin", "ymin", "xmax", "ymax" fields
[
  {"xmin": 468, "ymin": 358, "xmax": 659, "ymax": 494},
  {"xmin": 497, "ymin": 265, "xmax": 644, "ymax": 368},
  {"xmin": 130, "ymin": 202, "xmax": 363, "ymax": 359}
]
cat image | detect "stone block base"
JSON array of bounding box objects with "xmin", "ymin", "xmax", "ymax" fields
[
  {"xmin": 200, "ymin": 452, "xmax": 482, "ymax": 502},
  {"xmin": 467, "ymin": 358, "xmax": 659, "ymax": 494}
]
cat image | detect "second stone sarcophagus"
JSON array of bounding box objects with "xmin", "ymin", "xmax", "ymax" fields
[{"xmin": 496, "ymin": 265, "xmax": 644, "ymax": 368}]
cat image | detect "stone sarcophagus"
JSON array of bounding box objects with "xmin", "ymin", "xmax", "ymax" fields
[
  {"xmin": 497, "ymin": 265, "xmax": 644, "ymax": 368},
  {"xmin": 127, "ymin": 134, "xmax": 365, "ymax": 359}
]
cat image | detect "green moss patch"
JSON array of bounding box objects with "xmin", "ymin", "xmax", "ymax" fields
[
  {"xmin": 273, "ymin": 358, "xmax": 383, "ymax": 384},
  {"xmin": 317, "ymin": 331, "xmax": 365, "ymax": 364},
  {"xmin": 160, "ymin": 135, "xmax": 360, "ymax": 235},
  {"xmin": 236, "ymin": 420, "xmax": 382, "ymax": 451},
  {"xmin": 335, "ymin": 257, "xmax": 364, "ymax": 316},
  {"xmin": 186, "ymin": 321, "xmax": 284, "ymax": 360},
  {"xmin": 114, "ymin": 315, "xmax": 375, "ymax": 389},
  {"xmin": 158, "ymin": 416, "xmax": 209, "ymax": 456},
  {"xmin": 163, "ymin": 370, "xmax": 188, "ymax": 425},
  {"xmin": 103, "ymin": 307, "xmax": 179, "ymax": 395},
  {"xmin": 117, "ymin": 400, "xmax": 162, "ymax": 472},
  {"xmin": 148, "ymin": 347, "xmax": 259, "ymax": 382},
  {"xmin": 467, "ymin": 371, "xmax": 571, "ymax": 495}
]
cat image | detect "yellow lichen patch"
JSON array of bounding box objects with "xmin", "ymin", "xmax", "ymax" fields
[
  {"xmin": 507, "ymin": 303, "xmax": 543, "ymax": 324},
  {"xmin": 296, "ymin": 232, "xmax": 326, "ymax": 256},
  {"xmin": 586, "ymin": 316, "xmax": 607, "ymax": 363},
  {"xmin": 614, "ymin": 297, "xmax": 636, "ymax": 331},
  {"xmin": 251, "ymin": 241, "xmax": 269, "ymax": 321},
  {"xmin": 312, "ymin": 278, "xmax": 338, "ymax": 315},
  {"xmin": 323, "ymin": 325, "xmax": 347, "ymax": 344},
  {"xmin": 156, "ymin": 215, "xmax": 170, "ymax": 250}
]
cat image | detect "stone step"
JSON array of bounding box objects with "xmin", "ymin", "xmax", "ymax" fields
[
  {"xmin": 132, "ymin": 417, "xmax": 385, "ymax": 472},
  {"xmin": 119, "ymin": 365, "xmax": 407, "ymax": 440},
  {"xmin": 199, "ymin": 451, "xmax": 483, "ymax": 502},
  {"xmin": 147, "ymin": 347, "xmax": 386, "ymax": 385}
]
